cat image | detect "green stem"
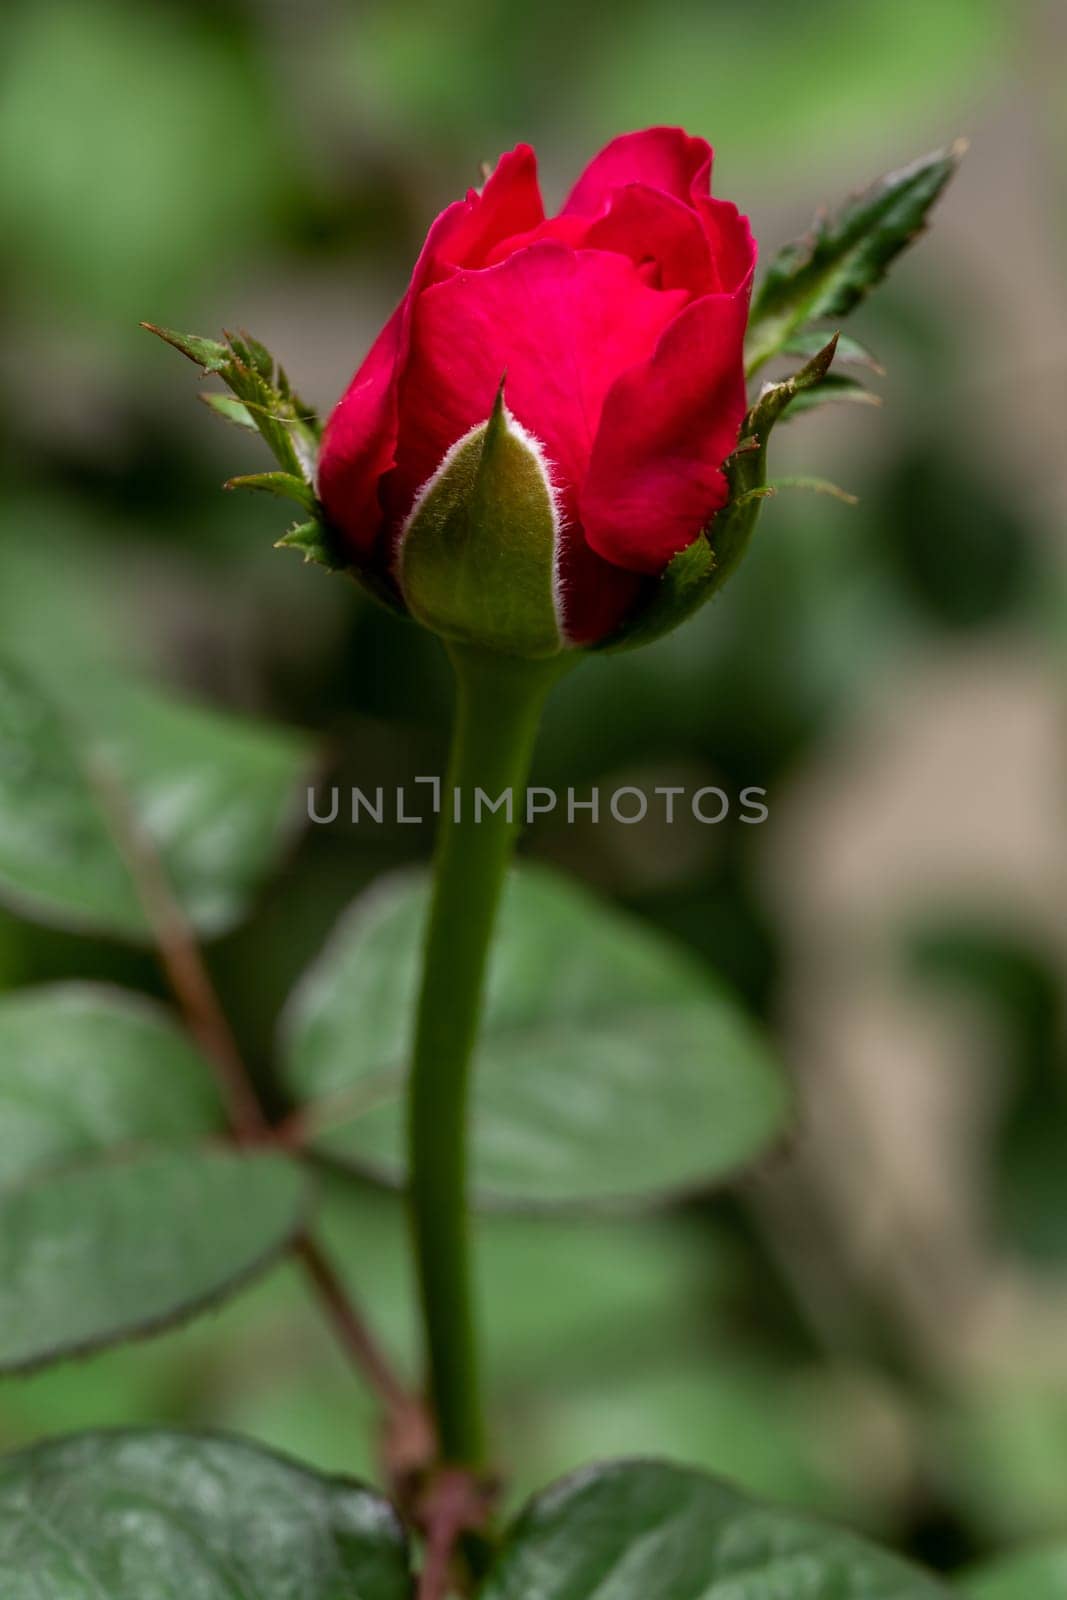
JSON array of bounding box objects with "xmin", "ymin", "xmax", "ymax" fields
[{"xmin": 409, "ymin": 641, "xmax": 568, "ymax": 1467}]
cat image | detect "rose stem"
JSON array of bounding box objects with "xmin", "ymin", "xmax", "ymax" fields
[
  {"xmin": 86, "ymin": 753, "xmax": 422, "ymax": 1450},
  {"xmin": 408, "ymin": 642, "xmax": 567, "ymax": 1469}
]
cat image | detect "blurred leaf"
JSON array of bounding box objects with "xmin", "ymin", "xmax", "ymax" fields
[
  {"xmin": 0, "ymin": 983, "xmax": 221, "ymax": 1188},
  {"xmin": 0, "ymin": 1430, "xmax": 409, "ymax": 1598},
  {"xmin": 498, "ymin": 1358, "xmax": 889, "ymax": 1524},
  {"xmin": 315, "ymin": 1179, "xmax": 738, "ymax": 1387},
  {"xmin": 745, "ymin": 144, "xmax": 963, "ymax": 373},
  {"xmin": 199, "ymin": 392, "xmax": 258, "ymax": 430},
  {"xmin": 768, "ymin": 476, "xmax": 858, "ymax": 505},
  {"xmin": 782, "ymin": 330, "xmax": 885, "ymax": 373},
  {"xmin": 483, "ymin": 1460, "xmax": 950, "ymax": 1599},
  {"xmin": 934, "ymin": 1387, "xmax": 1067, "ymax": 1544},
  {"xmin": 227, "ymin": 1180, "xmax": 746, "ymax": 1486},
  {"xmin": 0, "ymin": 1174, "xmax": 893, "ymax": 1531},
  {"xmin": 283, "ymin": 864, "xmax": 789, "ymax": 1208},
  {"xmin": 963, "ymin": 1545, "xmax": 1067, "ymax": 1599},
  {"xmin": 782, "ymin": 372, "xmax": 882, "ymax": 417},
  {"xmin": 0, "ymin": 1148, "xmax": 305, "ymax": 1373},
  {"xmin": 0, "ymin": 1264, "xmax": 316, "ymax": 1459},
  {"xmin": 0, "ymin": 654, "xmax": 314, "ymax": 941}
]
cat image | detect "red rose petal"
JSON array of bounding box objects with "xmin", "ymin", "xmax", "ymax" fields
[
  {"xmin": 432, "ymin": 145, "xmax": 545, "ymax": 276},
  {"xmin": 580, "ymin": 287, "xmax": 751, "ymax": 575},
  {"xmin": 316, "ymin": 302, "xmax": 405, "ymax": 559},
  {"xmin": 694, "ymin": 194, "xmax": 758, "ymax": 294},
  {"xmin": 318, "ymin": 147, "xmax": 543, "ymax": 556},
  {"xmin": 584, "ymin": 183, "xmax": 713, "ymax": 293},
  {"xmin": 386, "ymin": 241, "xmax": 686, "ymax": 522},
  {"xmin": 562, "ymin": 127, "xmax": 713, "ymax": 216}
]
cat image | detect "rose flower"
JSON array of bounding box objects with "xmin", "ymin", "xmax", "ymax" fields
[{"xmin": 317, "ymin": 128, "xmax": 755, "ymax": 653}]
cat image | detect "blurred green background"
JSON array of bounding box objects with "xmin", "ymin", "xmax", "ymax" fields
[{"xmin": 0, "ymin": 0, "xmax": 1064, "ymax": 1575}]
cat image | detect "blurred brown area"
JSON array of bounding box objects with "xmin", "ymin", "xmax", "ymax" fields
[{"xmin": 0, "ymin": 0, "xmax": 1064, "ymax": 1570}]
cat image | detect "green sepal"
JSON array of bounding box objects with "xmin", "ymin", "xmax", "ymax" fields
[
  {"xmin": 713, "ymin": 335, "xmax": 841, "ymax": 578},
  {"xmin": 142, "ymin": 322, "xmax": 321, "ymax": 484},
  {"xmin": 745, "ymin": 141, "xmax": 965, "ymax": 374},
  {"xmin": 225, "ymin": 471, "xmax": 317, "ymax": 512},
  {"xmin": 143, "ymin": 326, "xmax": 232, "ymax": 373},
  {"xmin": 399, "ymin": 382, "xmax": 563, "ymax": 659},
  {"xmin": 601, "ymin": 337, "xmax": 840, "ymax": 653},
  {"xmin": 273, "ymin": 519, "xmax": 406, "ymax": 610},
  {"xmin": 199, "ymin": 392, "xmax": 257, "ymax": 430},
  {"xmin": 274, "ymin": 518, "xmax": 347, "ymax": 574}
]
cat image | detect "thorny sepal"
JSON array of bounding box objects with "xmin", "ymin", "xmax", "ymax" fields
[
  {"xmin": 275, "ymin": 520, "xmax": 347, "ymax": 573},
  {"xmin": 142, "ymin": 324, "xmax": 321, "ymax": 479},
  {"xmin": 143, "ymin": 323, "xmax": 350, "ymax": 577}
]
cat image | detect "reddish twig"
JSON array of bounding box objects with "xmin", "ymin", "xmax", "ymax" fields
[
  {"xmin": 296, "ymin": 1230, "xmax": 434, "ymax": 1480},
  {"xmin": 88, "ymin": 756, "xmax": 267, "ymax": 1140},
  {"xmin": 87, "ymin": 750, "xmax": 431, "ymax": 1477},
  {"xmin": 416, "ymin": 1469, "xmax": 497, "ymax": 1600}
]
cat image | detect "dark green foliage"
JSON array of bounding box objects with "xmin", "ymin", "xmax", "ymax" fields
[{"xmin": 745, "ymin": 143, "xmax": 964, "ymax": 372}]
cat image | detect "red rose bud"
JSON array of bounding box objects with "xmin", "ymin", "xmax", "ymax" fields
[{"xmin": 317, "ymin": 128, "xmax": 756, "ymax": 654}]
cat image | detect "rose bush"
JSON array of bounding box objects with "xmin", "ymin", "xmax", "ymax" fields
[
  {"xmin": 0, "ymin": 131, "xmax": 970, "ymax": 1599},
  {"xmin": 316, "ymin": 128, "xmax": 756, "ymax": 647}
]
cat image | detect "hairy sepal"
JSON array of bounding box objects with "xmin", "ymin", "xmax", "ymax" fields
[{"xmin": 398, "ymin": 384, "xmax": 564, "ymax": 659}]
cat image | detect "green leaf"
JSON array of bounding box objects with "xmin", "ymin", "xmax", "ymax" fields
[
  {"xmin": 199, "ymin": 391, "xmax": 257, "ymax": 429},
  {"xmin": 782, "ymin": 329, "xmax": 885, "ymax": 373},
  {"xmin": 0, "ymin": 983, "xmax": 221, "ymax": 1188},
  {"xmin": 0, "ymin": 1148, "xmax": 305, "ymax": 1372},
  {"xmin": 282, "ymin": 864, "xmax": 789, "ymax": 1209},
  {"xmin": 963, "ymin": 1545, "xmax": 1067, "ymax": 1600},
  {"xmin": 0, "ymin": 654, "xmax": 314, "ymax": 940},
  {"xmin": 482, "ymin": 1460, "xmax": 951, "ymax": 1600},
  {"xmin": 399, "ymin": 383, "xmax": 563, "ymax": 658},
  {"xmin": 782, "ymin": 372, "xmax": 882, "ymax": 417},
  {"xmin": 0, "ymin": 1430, "xmax": 410, "ymax": 1599},
  {"xmin": 767, "ymin": 475, "xmax": 858, "ymax": 505},
  {"xmin": 934, "ymin": 1383, "xmax": 1067, "ymax": 1546},
  {"xmin": 224, "ymin": 470, "xmax": 318, "ymax": 511},
  {"xmin": 745, "ymin": 142, "xmax": 964, "ymax": 373}
]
